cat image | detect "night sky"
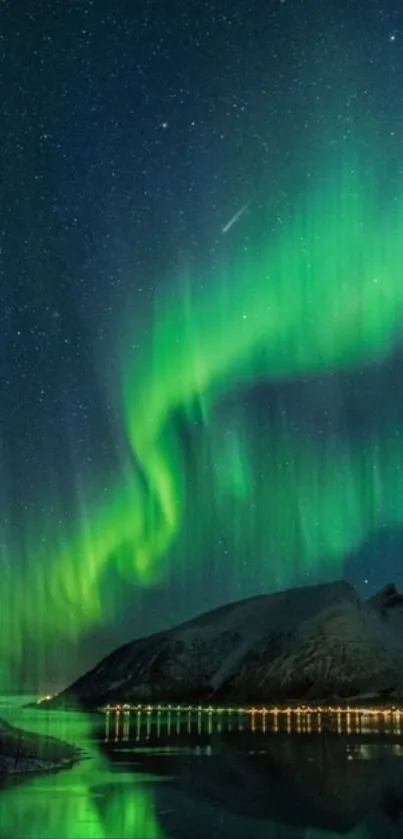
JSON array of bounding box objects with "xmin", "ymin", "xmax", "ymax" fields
[{"xmin": 2, "ymin": 0, "xmax": 403, "ymax": 688}]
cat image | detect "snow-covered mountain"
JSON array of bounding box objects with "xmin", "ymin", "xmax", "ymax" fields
[{"xmin": 45, "ymin": 581, "xmax": 403, "ymax": 708}]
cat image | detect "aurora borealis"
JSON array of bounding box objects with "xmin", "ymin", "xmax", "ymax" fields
[
  {"xmin": 3, "ymin": 148, "xmax": 403, "ymax": 688},
  {"xmin": 1, "ymin": 0, "xmax": 403, "ymax": 694},
  {"xmin": 2, "ymin": 1, "xmax": 403, "ymax": 837}
]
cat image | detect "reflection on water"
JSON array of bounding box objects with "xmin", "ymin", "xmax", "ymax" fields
[
  {"xmin": 103, "ymin": 704, "xmax": 403, "ymax": 743},
  {"xmin": 0, "ymin": 697, "xmax": 403, "ymax": 838}
]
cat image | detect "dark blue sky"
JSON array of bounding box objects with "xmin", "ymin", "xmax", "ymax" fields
[{"xmin": 1, "ymin": 0, "xmax": 403, "ymax": 684}]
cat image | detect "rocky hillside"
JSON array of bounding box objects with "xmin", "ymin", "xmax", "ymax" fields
[{"xmin": 43, "ymin": 581, "xmax": 403, "ymax": 708}]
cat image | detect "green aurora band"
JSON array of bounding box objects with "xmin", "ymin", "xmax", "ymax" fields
[
  {"xmin": 120, "ymin": 156, "xmax": 403, "ymax": 586},
  {"xmin": 1, "ymin": 151, "xmax": 403, "ymax": 839},
  {"xmin": 3, "ymin": 153, "xmax": 403, "ymax": 663}
]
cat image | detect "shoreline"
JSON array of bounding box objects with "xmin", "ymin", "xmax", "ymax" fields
[
  {"xmin": 0, "ymin": 716, "xmax": 84, "ymax": 783},
  {"xmin": 35, "ymin": 696, "xmax": 403, "ymax": 716},
  {"xmin": 99, "ymin": 701, "xmax": 403, "ymax": 716}
]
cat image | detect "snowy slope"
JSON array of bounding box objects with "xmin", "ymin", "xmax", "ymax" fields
[
  {"xmin": 44, "ymin": 581, "xmax": 403, "ymax": 708},
  {"xmin": 232, "ymin": 597, "xmax": 403, "ymax": 701}
]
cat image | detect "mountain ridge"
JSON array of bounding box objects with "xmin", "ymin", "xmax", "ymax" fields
[{"xmin": 43, "ymin": 580, "xmax": 403, "ymax": 709}]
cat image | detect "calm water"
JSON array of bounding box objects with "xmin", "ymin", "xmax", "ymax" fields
[{"xmin": 1, "ymin": 695, "xmax": 403, "ymax": 838}]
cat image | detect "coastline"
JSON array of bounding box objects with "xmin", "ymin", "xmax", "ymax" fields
[{"xmin": 0, "ymin": 715, "xmax": 84, "ymax": 782}]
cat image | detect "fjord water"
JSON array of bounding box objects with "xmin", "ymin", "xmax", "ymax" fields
[{"xmin": 1, "ymin": 696, "xmax": 403, "ymax": 838}]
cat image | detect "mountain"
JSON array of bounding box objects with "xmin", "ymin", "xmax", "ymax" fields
[{"xmin": 43, "ymin": 580, "xmax": 403, "ymax": 709}]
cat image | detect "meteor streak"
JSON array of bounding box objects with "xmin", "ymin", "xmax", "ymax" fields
[{"xmin": 222, "ymin": 201, "xmax": 250, "ymax": 234}]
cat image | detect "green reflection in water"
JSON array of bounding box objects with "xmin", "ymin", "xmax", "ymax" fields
[{"xmin": 0, "ymin": 708, "xmax": 165, "ymax": 839}]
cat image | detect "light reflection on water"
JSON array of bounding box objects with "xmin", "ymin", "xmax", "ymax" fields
[
  {"xmin": 102, "ymin": 704, "xmax": 403, "ymax": 745},
  {"xmin": 0, "ymin": 696, "xmax": 403, "ymax": 839}
]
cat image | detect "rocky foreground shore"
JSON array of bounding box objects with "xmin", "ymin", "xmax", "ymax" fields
[{"xmin": 0, "ymin": 717, "xmax": 81, "ymax": 779}]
